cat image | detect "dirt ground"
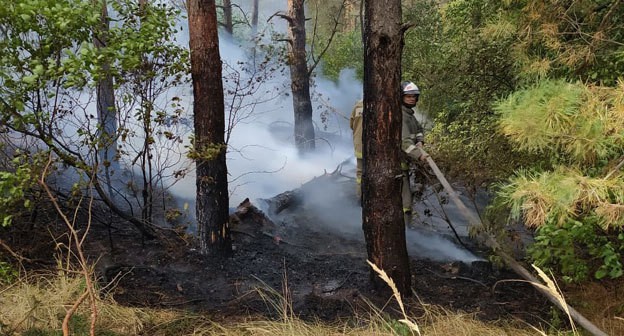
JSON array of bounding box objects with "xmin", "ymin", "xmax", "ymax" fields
[{"xmin": 1, "ymin": 171, "xmax": 553, "ymax": 328}]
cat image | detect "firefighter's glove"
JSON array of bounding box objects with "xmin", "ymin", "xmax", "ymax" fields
[{"xmin": 415, "ymin": 142, "xmax": 429, "ymax": 162}]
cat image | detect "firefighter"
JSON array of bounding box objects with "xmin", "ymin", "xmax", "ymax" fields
[
  {"xmin": 400, "ymin": 81, "xmax": 428, "ymax": 227},
  {"xmin": 349, "ymin": 99, "xmax": 364, "ymax": 203}
]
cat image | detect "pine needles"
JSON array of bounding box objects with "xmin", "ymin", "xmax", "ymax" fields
[{"xmin": 495, "ymin": 79, "xmax": 624, "ymax": 166}]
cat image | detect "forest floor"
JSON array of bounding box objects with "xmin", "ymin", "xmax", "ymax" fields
[{"xmin": 1, "ymin": 168, "xmax": 557, "ymax": 330}]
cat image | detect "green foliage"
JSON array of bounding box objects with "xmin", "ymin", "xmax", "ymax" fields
[
  {"xmin": 494, "ymin": 167, "xmax": 624, "ymax": 281},
  {"xmin": 401, "ymin": 0, "xmax": 530, "ymax": 184},
  {"xmin": 495, "ymin": 80, "xmax": 624, "ymax": 165},
  {"xmin": 0, "ymin": 0, "xmax": 99, "ymax": 128},
  {"xmin": 498, "ymin": 0, "xmax": 624, "ymax": 85},
  {"xmin": 427, "ymin": 113, "xmax": 540, "ymax": 184},
  {"xmin": 0, "ymin": 0, "xmax": 188, "ymax": 148},
  {"xmin": 402, "ymin": 0, "xmax": 445, "ymax": 113},
  {"xmin": 186, "ymin": 137, "xmax": 227, "ymax": 161},
  {"xmin": 0, "ymin": 0, "xmax": 190, "ymax": 229},
  {"xmin": 0, "ymin": 261, "xmax": 17, "ymax": 284},
  {"xmin": 385, "ymin": 318, "xmax": 413, "ymax": 336},
  {"xmin": 315, "ymin": 29, "xmax": 363, "ymax": 81},
  {"xmin": 401, "ymin": 0, "xmax": 624, "ymax": 284},
  {"xmin": 0, "ymin": 151, "xmax": 47, "ymax": 227},
  {"xmin": 306, "ymin": 0, "xmax": 363, "ymax": 81},
  {"xmin": 108, "ymin": 0, "xmax": 189, "ymax": 83},
  {"xmin": 529, "ymin": 218, "xmax": 623, "ymax": 282},
  {"xmin": 492, "ymin": 78, "xmax": 624, "ymax": 281}
]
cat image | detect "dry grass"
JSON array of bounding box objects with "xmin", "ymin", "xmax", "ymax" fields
[
  {"xmin": 421, "ymin": 306, "xmax": 538, "ymax": 336},
  {"xmin": 531, "ymin": 265, "xmax": 577, "ymax": 335},
  {"xmin": 564, "ymin": 280, "xmax": 624, "ymax": 336},
  {"xmin": 0, "ymin": 271, "xmax": 156, "ymax": 335},
  {"xmin": 366, "ymin": 260, "xmax": 421, "ymax": 335},
  {"xmin": 0, "ymin": 267, "xmax": 562, "ymax": 336}
]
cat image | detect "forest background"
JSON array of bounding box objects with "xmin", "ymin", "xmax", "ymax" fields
[{"xmin": 0, "ymin": 0, "xmax": 623, "ymax": 335}]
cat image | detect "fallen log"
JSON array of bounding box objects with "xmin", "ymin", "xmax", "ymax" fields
[
  {"xmin": 423, "ymin": 150, "xmax": 608, "ymax": 336},
  {"xmin": 231, "ymin": 198, "xmax": 275, "ymax": 226},
  {"xmin": 262, "ymin": 157, "xmax": 352, "ymax": 215},
  {"xmin": 265, "ymin": 189, "xmax": 304, "ymax": 215},
  {"xmin": 229, "ymin": 198, "xmax": 302, "ymax": 247}
]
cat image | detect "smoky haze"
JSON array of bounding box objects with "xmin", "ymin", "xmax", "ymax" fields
[{"xmin": 168, "ymin": 2, "xmax": 483, "ymax": 263}]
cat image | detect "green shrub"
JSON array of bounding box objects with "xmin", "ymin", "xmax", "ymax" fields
[{"xmin": 529, "ymin": 217, "xmax": 623, "ymax": 283}]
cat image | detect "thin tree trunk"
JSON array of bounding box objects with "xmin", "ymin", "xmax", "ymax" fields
[
  {"xmin": 251, "ymin": 0, "xmax": 259, "ymax": 36},
  {"xmin": 188, "ymin": 0, "xmax": 231, "ymax": 255},
  {"xmin": 286, "ymin": 0, "xmax": 315, "ymax": 154},
  {"xmin": 94, "ymin": 0, "xmax": 119, "ymax": 198},
  {"xmin": 362, "ymin": 0, "xmax": 411, "ymax": 296},
  {"xmin": 138, "ymin": 0, "xmax": 152, "ymax": 227},
  {"xmin": 222, "ymin": 0, "xmax": 233, "ymax": 35}
]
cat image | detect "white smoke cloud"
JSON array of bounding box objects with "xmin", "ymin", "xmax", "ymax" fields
[
  {"xmin": 169, "ymin": 10, "xmax": 360, "ymax": 207},
  {"xmin": 165, "ymin": 2, "xmax": 482, "ymax": 262}
]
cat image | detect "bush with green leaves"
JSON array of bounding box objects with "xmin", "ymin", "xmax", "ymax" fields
[
  {"xmin": 0, "ymin": 0, "xmax": 189, "ymax": 230},
  {"xmin": 493, "ymin": 79, "xmax": 624, "ymax": 281},
  {"xmin": 401, "ymin": 0, "xmax": 535, "ymax": 185},
  {"xmin": 0, "ymin": 261, "xmax": 17, "ymax": 284},
  {"xmin": 0, "ymin": 150, "xmax": 48, "ymax": 227},
  {"xmin": 529, "ymin": 217, "xmax": 623, "ymax": 282}
]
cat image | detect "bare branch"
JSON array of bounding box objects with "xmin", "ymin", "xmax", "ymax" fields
[
  {"xmin": 268, "ymin": 12, "xmax": 295, "ymax": 25},
  {"xmin": 308, "ymin": 0, "xmax": 347, "ymax": 75},
  {"xmin": 400, "ymin": 22, "xmax": 416, "ymax": 35},
  {"xmin": 605, "ymin": 155, "xmax": 624, "ymax": 179},
  {"xmin": 276, "ymin": 38, "xmax": 293, "ymax": 46}
]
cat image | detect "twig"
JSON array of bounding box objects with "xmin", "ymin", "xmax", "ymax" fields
[
  {"xmin": 230, "ymin": 228, "xmax": 256, "ymax": 238},
  {"xmin": 425, "ymin": 268, "xmax": 488, "ymax": 288},
  {"xmin": 39, "ymin": 154, "xmax": 99, "ymax": 336},
  {"xmin": 160, "ymin": 298, "xmax": 206, "ymax": 306},
  {"xmin": 261, "ymin": 231, "xmax": 304, "ymax": 247},
  {"xmin": 0, "ymin": 239, "xmax": 33, "ymax": 263},
  {"xmin": 321, "ymin": 271, "xmax": 356, "ymax": 293},
  {"xmin": 605, "ymin": 155, "xmax": 624, "ymax": 179},
  {"xmin": 62, "ymin": 290, "xmax": 89, "ymax": 335}
]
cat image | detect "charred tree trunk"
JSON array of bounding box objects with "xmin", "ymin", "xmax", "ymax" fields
[
  {"xmin": 94, "ymin": 0, "xmax": 119, "ymax": 198},
  {"xmin": 188, "ymin": 0, "xmax": 231, "ymax": 255},
  {"xmin": 362, "ymin": 0, "xmax": 411, "ymax": 296},
  {"xmin": 286, "ymin": 0, "xmax": 315, "ymax": 154}
]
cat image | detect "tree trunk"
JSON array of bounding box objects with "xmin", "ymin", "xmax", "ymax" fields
[
  {"xmin": 222, "ymin": 0, "xmax": 233, "ymax": 35},
  {"xmin": 188, "ymin": 0, "xmax": 231, "ymax": 255},
  {"xmin": 286, "ymin": 0, "xmax": 315, "ymax": 154},
  {"xmin": 251, "ymin": 0, "xmax": 259, "ymax": 36},
  {"xmin": 362, "ymin": 0, "xmax": 411, "ymax": 296},
  {"xmin": 94, "ymin": 0, "xmax": 119, "ymax": 198}
]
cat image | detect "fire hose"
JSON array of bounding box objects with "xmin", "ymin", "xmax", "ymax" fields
[{"xmin": 421, "ymin": 149, "xmax": 608, "ymax": 336}]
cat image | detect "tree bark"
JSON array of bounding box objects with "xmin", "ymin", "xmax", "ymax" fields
[
  {"xmin": 362, "ymin": 0, "xmax": 411, "ymax": 296},
  {"xmin": 286, "ymin": 0, "xmax": 315, "ymax": 154},
  {"xmin": 188, "ymin": 0, "xmax": 231, "ymax": 255}
]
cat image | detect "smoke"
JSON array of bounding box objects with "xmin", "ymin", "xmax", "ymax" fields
[
  {"xmin": 406, "ymin": 230, "xmax": 481, "ymax": 262},
  {"xmin": 169, "ymin": 9, "xmax": 360, "ymax": 208},
  {"xmin": 156, "ymin": 1, "xmax": 482, "ymax": 262}
]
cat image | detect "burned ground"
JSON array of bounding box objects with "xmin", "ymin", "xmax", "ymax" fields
[{"xmin": 1, "ymin": 171, "xmax": 552, "ymax": 329}]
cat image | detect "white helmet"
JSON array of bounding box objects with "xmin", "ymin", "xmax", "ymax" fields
[{"xmin": 401, "ymin": 81, "xmax": 420, "ymax": 95}]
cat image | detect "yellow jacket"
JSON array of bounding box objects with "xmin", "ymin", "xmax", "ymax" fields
[{"xmin": 349, "ymin": 100, "xmax": 364, "ymax": 159}]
